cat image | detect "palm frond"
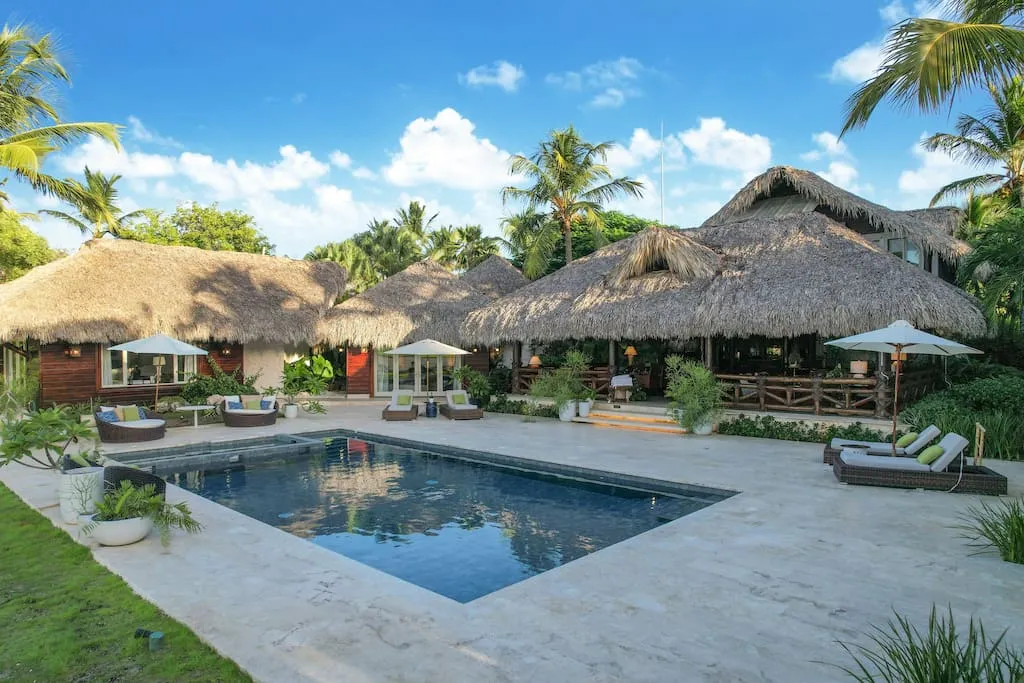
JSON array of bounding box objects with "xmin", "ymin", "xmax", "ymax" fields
[
  {"xmin": 930, "ymin": 174, "xmax": 1006, "ymax": 205},
  {"xmin": 38, "ymin": 209, "xmax": 89, "ymax": 234}
]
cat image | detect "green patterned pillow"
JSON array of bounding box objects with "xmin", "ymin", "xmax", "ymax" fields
[
  {"xmin": 244, "ymin": 399, "xmax": 262, "ymax": 410},
  {"xmin": 396, "ymin": 394, "xmax": 412, "ymax": 406},
  {"xmin": 121, "ymin": 405, "xmax": 141, "ymax": 422},
  {"xmin": 895, "ymin": 432, "xmax": 918, "ymax": 448},
  {"xmin": 452, "ymin": 393, "xmax": 467, "ymax": 405},
  {"xmin": 917, "ymin": 445, "xmax": 944, "ymax": 465}
]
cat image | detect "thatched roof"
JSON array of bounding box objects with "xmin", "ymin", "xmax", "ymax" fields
[
  {"xmin": 459, "ymin": 255, "xmax": 527, "ymax": 298},
  {"xmin": 0, "ymin": 239, "xmax": 346, "ymax": 345},
  {"xmin": 703, "ymin": 166, "xmax": 970, "ymax": 262},
  {"xmin": 461, "ymin": 215, "xmax": 987, "ymax": 344}
]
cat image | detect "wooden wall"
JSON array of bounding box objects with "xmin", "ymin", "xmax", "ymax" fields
[
  {"xmin": 346, "ymin": 347, "xmax": 373, "ymax": 396},
  {"xmin": 465, "ymin": 350, "xmax": 490, "ymax": 375},
  {"xmin": 199, "ymin": 343, "xmax": 244, "ymax": 376}
]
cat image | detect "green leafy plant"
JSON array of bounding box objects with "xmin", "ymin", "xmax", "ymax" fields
[
  {"xmin": 960, "ymin": 499, "xmax": 1024, "ymax": 565},
  {"xmin": 664, "ymin": 356, "xmax": 725, "ymax": 431},
  {"xmin": 717, "ymin": 415, "xmax": 896, "ymax": 444},
  {"xmin": 529, "ymin": 351, "xmax": 591, "ymax": 411},
  {"xmin": 0, "ymin": 407, "xmax": 97, "ymax": 470},
  {"xmin": 452, "ymin": 366, "xmax": 492, "ymax": 407},
  {"xmin": 826, "ymin": 363, "xmax": 845, "ymax": 379},
  {"xmin": 304, "ymin": 400, "xmax": 327, "ymax": 415},
  {"xmin": 178, "ymin": 355, "xmax": 258, "ymax": 405},
  {"xmin": 83, "ymin": 481, "xmax": 202, "ymax": 548},
  {"xmin": 830, "ymin": 606, "xmax": 1024, "ymax": 682},
  {"xmin": 268, "ymin": 358, "xmax": 327, "ymax": 412},
  {"xmin": 486, "ymin": 395, "xmax": 559, "ymax": 419},
  {"xmin": 0, "ymin": 372, "xmax": 38, "ymax": 421},
  {"xmin": 903, "ymin": 387, "xmax": 1023, "ymax": 461},
  {"xmin": 488, "ymin": 363, "xmax": 512, "ymax": 398}
]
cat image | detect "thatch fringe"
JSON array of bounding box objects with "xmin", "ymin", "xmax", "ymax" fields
[
  {"xmin": 461, "ymin": 215, "xmax": 987, "ymax": 344},
  {"xmin": 605, "ymin": 226, "xmax": 718, "ymax": 287},
  {"xmin": 703, "ymin": 166, "xmax": 970, "ymax": 262},
  {"xmin": 0, "ymin": 239, "xmax": 346, "ymax": 345}
]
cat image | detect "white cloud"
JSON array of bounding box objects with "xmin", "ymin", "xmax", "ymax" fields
[
  {"xmin": 818, "ymin": 161, "xmax": 873, "ymax": 196},
  {"xmin": 801, "ymin": 131, "xmax": 849, "ymax": 161},
  {"xmin": 679, "ymin": 117, "xmax": 771, "ymax": 176},
  {"xmin": 460, "ymin": 60, "xmax": 525, "ymax": 92},
  {"xmin": 829, "ymin": 42, "xmax": 885, "ymax": 83},
  {"xmin": 879, "ymin": 1, "xmax": 943, "ymax": 23},
  {"xmin": 56, "ymin": 138, "xmax": 177, "ymax": 178},
  {"xmin": 329, "ymin": 151, "xmax": 352, "ymax": 169},
  {"xmin": 178, "ymin": 145, "xmax": 329, "ymax": 200},
  {"xmin": 546, "ymin": 57, "xmax": 647, "ymax": 108},
  {"xmin": 126, "ymin": 116, "xmax": 182, "ymax": 148},
  {"xmin": 382, "ymin": 108, "xmax": 513, "ymax": 190},
  {"xmin": 605, "ymin": 128, "xmax": 685, "ymax": 175},
  {"xmin": 897, "ymin": 136, "xmax": 997, "ymax": 206},
  {"xmin": 352, "ymin": 167, "xmax": 377, "ymax": 180},
  {"xmin": 291, "ymin": 92, "xmax": 307, "ymax": 105}
]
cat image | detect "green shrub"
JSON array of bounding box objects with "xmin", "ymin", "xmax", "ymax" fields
[
  {"xmin": 452, "ymin": 366, "xmax": 492, "ymax": 407},
  {"xmin": 946, "ymin": 375, "xmax": 1024, "ymax": 414},
  {"xmin": 488, "ymin": 363, "xmax": 512, "ymax": 397},
  {"xmin": 960, "ymin": 499, "xmax": 1024, "ymax": 565},
  {"xmin": 717, "ymin": 415, "xmax": 895, "ymax": 444},
  {"xmin": 486, "ymin": 395, "xmax": 558, "ymax": 419},
  {"xmin": 830, "ymin": 606, "xmax": 1024, "ymax": 682},
  {"xmin": 664, "ymin": 356, "xmax": 725, "ymax": 430},
  {"xmin": 902, "ymin": 393, "xmax": 1023, "ymax": 461},
  {"xmin": 946, "ymin": 357, "xmax": 1024, "ymax": 384},
  {"xmin": 178, "ymin": 356, "xmax": 259, "ymax": 405}
]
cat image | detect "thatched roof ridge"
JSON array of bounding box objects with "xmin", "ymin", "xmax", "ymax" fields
[
  {"xmin": 319, "ymin": 259, "xmax": 493, "ymax": 348},
  {"xmin": 605, "ymin": 226, "xmax": 718, "ymax": 287},
  {"xmin": 461, "ymin": 216, "xmax": 987, "ymax": 344},
  {"xmin": 460, "ymin": 255, "xmax": 527, "ymax": 298},
  {"xmin": 0, "ymin": 239, "xmax": 345, "ymax": 345},
  {"xmin": 901, "ymin": 207, "xmax": 963, "ymax": 235},
  {"xmin": 703, "ymin": 166, "xmax": 970, "ymax": 261}
]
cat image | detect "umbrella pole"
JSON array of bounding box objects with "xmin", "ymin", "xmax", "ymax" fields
[
  {"xmin": 154, "ymin": 374, "xmax": 160, "ymax": 412},
  {"xmin": 891, "ymin": 344, "xmax": 902, "ymax": 456}
]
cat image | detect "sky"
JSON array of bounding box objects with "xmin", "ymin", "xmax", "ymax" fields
[{"xmin": 7, "ymin": 0, "xmax": 990, "ymax": 258}]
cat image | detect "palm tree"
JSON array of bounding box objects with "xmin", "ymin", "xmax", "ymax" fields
[
  {"xmin": 305, "ymin": 239, "xmax": 377, "ymax": 296},
  {"xmin": 425, "ymin": 226, "xmax": 461, "ymax": 268},
  {"xmin": 960, "ymin": 208, "xmax": 1024, "ymax": 329},
  {"xmin": 454, "ymin": 225, "xmax": 501, "ymax": 271},
  {"xmin": 0, "ymin": 24, "xmax": 120, "ymax": 208},
  {"xmin": 356, "ymin": 218, "xmax": 421, "ymax": 279},
  {"xmin": 40, "ymin": 167, "xmax": 145, "ymax": 238},
  {"xmin": 961, "ymin": 191, "xmax": 1010, "ymax": 240},
  {"xmin": 393, "ymin": 200, "xmax": 437, "ymax": 246},
  {"xmin": 503, "ymin": 126, "xmax": 643, "ymax": 277},
  {"xmin": 922, "ymin": 77, "xmax": 1024, "ymax": 206},
  {"xmin": 841, "ymin": 2, "xmax": 1024, "ymax": 134},
  {"xmin": 501, "ymin": 208, "xmax": 562, "ymax": 279}
]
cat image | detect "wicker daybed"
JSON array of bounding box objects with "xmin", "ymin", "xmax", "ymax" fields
[
  {"xmin": 95, "ymin": 408, "xmax": 166, "ymax": 443},
  {"xmin": 223, "ymin": 399, "xmax": 279, "ymax": 428},
  {"xmin": 382, "ymin": 404, "xmax": 419, "ymax": 421},
  {"xmin": 439, "ymin": 390, "xmax": 483, "ymax": 420}
]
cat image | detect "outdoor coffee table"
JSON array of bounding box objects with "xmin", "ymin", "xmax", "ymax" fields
[{"xmin": 179, "ymin": 405, "xmax": 213, "ymax": 428}]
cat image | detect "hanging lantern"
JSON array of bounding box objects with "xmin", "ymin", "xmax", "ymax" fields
[
  {"xmin": 528, "ymin": 355, "xmax": 542, "ymax": 368},
  {"xmin": 624, "ymin": 346, "xmax": 638, "ymax": 366}
]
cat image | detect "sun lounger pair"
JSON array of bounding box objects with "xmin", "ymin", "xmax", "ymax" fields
[
  {"xmin": 822, "ymin": 425, "xmax": 941, "ymax": 464},
  {"xmin": 832, "ymin": 432, "xmax": 1007, "ymax": 495}
]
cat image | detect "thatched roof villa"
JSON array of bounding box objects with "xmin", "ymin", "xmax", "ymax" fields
[
  {"xmin": 0, "ymin": 239, "xmax": 345, "ymax": 405},
  {"xmin": 462, "ymin": 167, "xmax": 985, "ymax": 417},
  {"xmin": 319, "ymin": 255, "xmax": 526, "ymax": 397}
]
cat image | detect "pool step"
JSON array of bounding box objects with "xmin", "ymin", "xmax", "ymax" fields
[
  {"xmin": 587, "ymin": 411, "xmax": 677, "ymax": 426},
  {"xmin": 573, "ymin": 415, "xmax": 686, "ymax": 435}
]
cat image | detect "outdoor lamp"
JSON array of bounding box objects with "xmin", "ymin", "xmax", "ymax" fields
[
  {"xmin": 528, "ymin": 355, "xmax": 542, "ymax": 368},
  {"xmin": 63, "ymin": 345, "xmax": 82, "ymax": 358},
  {"xmin": 850, "ymin": 360, "xmax": 868, "ymax": 378},
  {"xmin": 624, "ymin": 346, "xmax": 638, "ymax": 366}
]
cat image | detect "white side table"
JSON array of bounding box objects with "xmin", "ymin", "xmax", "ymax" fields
[{"xmin": 178, "ymin": 405, "xmax": 213, "ymax": 428}]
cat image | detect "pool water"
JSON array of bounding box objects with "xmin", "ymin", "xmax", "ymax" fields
[{"xmin": 173, "ymin": 436, "xmax": 721, "ymax": 602}]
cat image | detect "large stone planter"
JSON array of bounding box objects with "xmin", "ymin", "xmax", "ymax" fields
[
  {"xmin": 83, "ymin": 516, "xmax": 154, "ymax": 546},
  {"xmin": 58, "ymin": 467, "xmax": 104, "ymax": 524},
  {"xmin": 558, "ymin": 401, "xmax": 577, "ymax": 422}
]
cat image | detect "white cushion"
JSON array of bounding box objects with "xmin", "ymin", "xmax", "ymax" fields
[
  {"xmin": 453, "ymin": 402, "xmax": 479, "ymax": 410},
  {"xmin": 831, "ymin": 438, "xmax": 906, "ymax": 456},
  {"xmin": 929, "ymin": 433, "xmax": 969, "ymax": 472},
  {"xmin": 225, "ymin": 408, "xmax": 276, "ymax": 415},
  {"xmin": 840, "ymin": 452, "xmax": 931, "ymax": 471},
  {"xmin": 100, "ymin": 405, "xmax": 116, "ymax": 413},
  {"xmin": 389, "ymin": 391, "xmax": 415, "ymax": 410},
  {"xmin": 222, "ymin": 395, "xmax": 240, "ymax": 405},
  {"xmin": 116, "ymin": 419, "xmax": 165, "ymax": 429}
]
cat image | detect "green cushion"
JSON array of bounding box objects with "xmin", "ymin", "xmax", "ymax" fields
[
  {"xmin": 396, "ymin": 394, "xmax": 412, "ymax": 406},
  {"xmin": 895, "ymin": 432, "xmax": 918, "ymax": 448},
  {"xmin": 917, "ymin": 445, "xmax": 945, "ymax": 465},
  {"xmin": 121, "ymin": 405, "xmax": 141, "ymax": 422},
  {"xmin": 452, "ymin": 393, "xmax": 467, "ymax": 405},
  {"xmin": 243, "ymin": 399, "xmax": 262, "ymax": 410}
]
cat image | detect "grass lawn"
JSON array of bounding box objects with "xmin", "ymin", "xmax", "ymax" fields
[{"xmin": 0, "ymin": 483, "xmax": 251, "ymax": 682}]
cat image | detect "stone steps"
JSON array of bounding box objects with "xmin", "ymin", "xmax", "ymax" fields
[{"xmin": 573, "ymin": 414, "xmax": 685, "ymax": 435}]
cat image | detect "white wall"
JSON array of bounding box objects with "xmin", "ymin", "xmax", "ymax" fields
[{"xmin": 244, "ymin": 342, "xmax": 306, "ymax": 391}]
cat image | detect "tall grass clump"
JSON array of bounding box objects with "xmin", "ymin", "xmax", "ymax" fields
[
  {"xmin": 831, "ymin": 607, "xmax": 1024, "ymax": 682},
  {"xmin": 960, "ymin": 499, "xmax": 1024, "ymax": 565}
]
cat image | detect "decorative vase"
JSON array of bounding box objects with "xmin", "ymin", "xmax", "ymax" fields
[
  {"xmin": 558, "ymin": 401, "xmax": 577, "ymax": 422},
  {"xmin": 692, "ymin": 421, "xmax": 714, "ymax": 436},
  {"xmin": 58, "ymin": 466, "xmax": 104, "ymax": 525},
  {"xmin": 283, "ymin": 403, "xmax": 299, "ymax": 419},
  {"xmin": 83, "ymin": 516, "xmax": 154, "ymax": 546},
  {"xmin": 577, "ymin": 399, "xmax": 594, "ymax": 418}
]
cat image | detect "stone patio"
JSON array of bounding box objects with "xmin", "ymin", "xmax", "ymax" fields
[{"xmin": 3, "ymin": 402, "xmax": 1022, "ymax": 682}]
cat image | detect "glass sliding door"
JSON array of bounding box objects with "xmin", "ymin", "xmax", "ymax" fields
[
  {"xmin": 396, "ymin": 356, "xmax": 416, "ymax": 391},
  {"xmin": 418, "ymin": 356, "xmax": 439, "ymax": 394},
  {"xmin": 374, "ymin": 352, "xmax": 394, "ymax": 395},
  {"xmin": 441, "ymin": 355, "xmax": 457, "ymax": 391}
]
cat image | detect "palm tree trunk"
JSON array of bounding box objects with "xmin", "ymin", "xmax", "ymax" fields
[{"xmin": 563, "ymin": 217, "xmax": 573, "ymax": 265}]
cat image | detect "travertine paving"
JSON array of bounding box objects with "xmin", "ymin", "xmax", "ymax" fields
[{"xmin": 4, "ymin": 403, "xmax": 1022, "ymax": 682}]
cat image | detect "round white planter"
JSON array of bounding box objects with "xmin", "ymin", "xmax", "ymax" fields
[
  {"xmin": 558, "ymin": 401, "xmax": 578, "ymax": 422},
  {"xmin": 283, "ymin": 403, "xmax": 299, "ymax": 419},
  {"xmin": 577, "ymin": 399, "xmax": 594, "ymax": 418},
  {"xmin": 84, "ymin": 516, "xmax": 154, "ymax": 546},
  {"xmin": 58, "ymin": 467, "xmax": 104, "ymax": 524},
  {"xmin": 692, "ymin": 421, "xmax": 714, "ymax": 436}
]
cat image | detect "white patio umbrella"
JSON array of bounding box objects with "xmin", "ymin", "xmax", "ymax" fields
[
  {"xmin": 826, "ymin": 320, "xmax": 982, "ymax": 453},
  {"xmin": 384, "ymin": 339, "xmax": 470, "ymax": 396},
  {"xmin": 108, "ymin": 333, "xmax": 208, "ymax": 408}
]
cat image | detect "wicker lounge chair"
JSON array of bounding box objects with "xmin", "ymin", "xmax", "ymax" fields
[
  {"xmin": 94, "ymin": 408, "xmax": 166, "ymax": 443},
  {"xmin": 103, "ymin": 465, "xmax": 167, "ymax": 499},
  {"xmin": 382, "ymin": 390, "xmax": 418, "ymax": 421},
  {"xmin": 222, "ymin": 396, "xmax": 279, "ymax": 428},
  {"xmin": 822, "ymin": 424, "xmax": 940, "ymax": 464},
  {"xmin": 832, "ymin": 433, "xmax": 1007, "ymax": 495},
  {"xmin": 439, "ymin": 390, "xmax": 483, "ymax": 420}
]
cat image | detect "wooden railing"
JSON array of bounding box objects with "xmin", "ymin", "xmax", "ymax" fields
[{"xmin": 512, "ymin": 367, "xmax": 611, "ymax": 396}]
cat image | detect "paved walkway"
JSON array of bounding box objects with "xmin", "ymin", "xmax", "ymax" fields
[{"xmin": 3, "ymin": 404, "xmax": 1022, "ymax": 682}]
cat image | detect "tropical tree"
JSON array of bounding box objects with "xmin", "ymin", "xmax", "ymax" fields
[
  {"xmin": 841, "ymin": 1, "xmax": 1024, "ymax": 134},
  {"xmin": 0, "ymin": 211, "xmax": 61, "ymax": 281},
  {"xmin": 121, "ymin": 203, "xmax": 274, "ymax": 253},
  {"xmin": 453, "ymin": 225, "xmax": 501, "ymax": 271},
  {"xmin": 393, "ymin": 201, "xmax": 437, "ymax": 246},
  {"xmin": 39, "ymin": 167, "xmax": 145, "ymax": 239},
  {"xmin": 356, "ymin": 218, "xmax": 422, "ymax": 279},
  {"xmin": 502, "ymin": 125, "xmax": 643, "ymax": 278},
  {"xmin": 0, "ymin": 24, "xmax": 120, "ymax": 208},
  {"xmin": 960, "ymin": 208, "xmax": 1024, "ymax": 329},
  {"xmin": 961, "ymin": 191, "xmax": 1010, "ymax": 240},
  {"xmin": 425, "ymin": 226, "xmax": 461, "ymax": 268},
  {"xmin": 922, "ymin": 77, "xmax": 1024, "ymax": 206},
  {"xmin": 305, "ymin": 239, "xmax": 377, "ymax": 295}
]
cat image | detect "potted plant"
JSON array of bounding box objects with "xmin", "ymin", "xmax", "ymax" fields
[
  {"xmin": 451, "ymin": 366, "xmax": 492, "ymax": 409},
  {"xmin": 82, "ymin": 481, "xmax": 202, "ymax": 547},
  {"xmin": 529, "ymin": 350, "xmax": 591, "ymax": 422},
  {"xmin": 577, "ymin": 386, "xmax": 598, "ymax": 417},
  {"xmin": 664, "ymin": 356, "xmax": 725, "ymax": 435},
  {"xmin": 0, "ymin": 407, "xmax": 105, "ymax": 523},
  {"xmin": 274, "ymin": 358, "xmax": 328, "ymax": 418}
]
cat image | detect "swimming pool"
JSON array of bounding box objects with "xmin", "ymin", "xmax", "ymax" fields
[{"xmin": 172, "ymin": 433, "xmax": 730, "ymax": 602}]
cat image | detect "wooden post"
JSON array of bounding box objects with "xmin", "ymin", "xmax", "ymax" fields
[
  {"xmin": 703, "ymin": 337, "xmax": 713, "ymax": 368},
  {"xmin": 812, "ymin": 375, "xmax": 822, "ymax": 415},
  {"xmin": 874, "ymin": 375, "xmax": 889, "ymax": 419},
  {"xmin": 757, "ymin": 375, "xmax": 767, "ymax": 412},
  {"xmin": 608, "ymin": 339, "xmax": 616, "ymax": 377}
]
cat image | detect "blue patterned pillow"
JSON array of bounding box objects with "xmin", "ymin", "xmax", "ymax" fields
[
  {"xmin": 226, "ymin": 400, "xmax": 243, "ymax": 410},
  {"xmin": 96, "ymin": 410, "xmax": 119, "ymax": 423},
  {"xmin": 260, "ymin": 399, "xmax": 274, "ymax": 410}
]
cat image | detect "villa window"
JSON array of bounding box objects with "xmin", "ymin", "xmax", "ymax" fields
[
  {"xmin": 2, "ymin": 342, "xmax": 27, "ymax": 384},
  {"xmin": 101, "ymin": 346, "xmax": 196, "ymax": 387},
  {"xmin": 887, "ymin": 238, "xmax": 921, "ymax": 266},
  {"xmin": 373, "ymin": 351, "xmax": 461, "ymax": 395}
]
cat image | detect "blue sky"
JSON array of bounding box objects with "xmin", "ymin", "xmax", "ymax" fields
[{"xmin": 9, "ymin": 0, "xmax": 987, "ymax": 256}]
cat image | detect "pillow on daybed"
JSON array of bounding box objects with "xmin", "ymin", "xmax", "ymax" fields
[
  {"xmin": 917, "ymin": 445, "xmax": 944, "ymax": 465},
  {"xmin": 895, "ymin": 432, "xmax": 918, "ymax": 448}
]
